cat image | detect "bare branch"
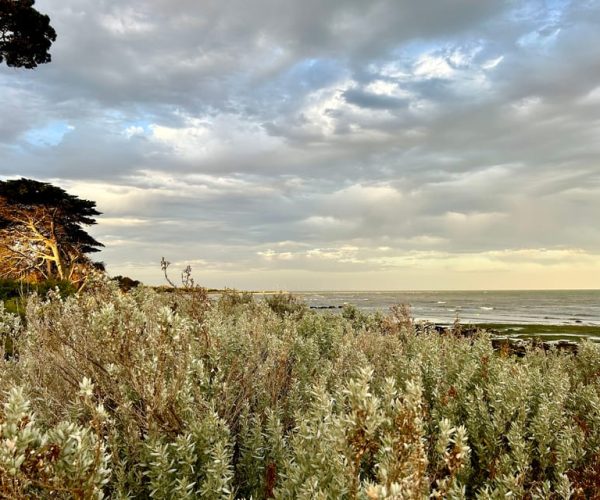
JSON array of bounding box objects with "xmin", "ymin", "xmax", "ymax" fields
[{"xmin": 160, "ymin": 257, "xmax": 177, "ymax": 288}]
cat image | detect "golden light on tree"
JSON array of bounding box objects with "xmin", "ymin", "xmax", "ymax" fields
[{"xmin": 0, "ymin": 178, "xmax": 103, "ymax": 285}]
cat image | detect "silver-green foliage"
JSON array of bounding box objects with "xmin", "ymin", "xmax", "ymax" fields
[
  {"xmin": 0, "ymin": 279, "xmax": 599, "ymax": 497},
  {"xmin": 0, "ymin": 386, "xmax": 110, "ymax": 498}
]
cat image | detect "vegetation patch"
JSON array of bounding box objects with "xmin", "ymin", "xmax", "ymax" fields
[
  {"xmin": 477, "ymin": 323, "xmax": 600, "ymax": 342},
  {"xmin": 0, "ymin": 280, "xmax": 599, "ymax": 497}
]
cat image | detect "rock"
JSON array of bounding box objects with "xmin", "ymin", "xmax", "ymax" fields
[{"xmin": 490, "ymin": 337, "xmax": 579, "ymax": 356}]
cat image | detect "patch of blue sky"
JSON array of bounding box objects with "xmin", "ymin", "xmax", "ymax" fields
[
  {"xmin": 371, "ymin": 38, "xmax": 488, "ymax": 86},
  {"xmin": 250, "ymin": 57, "xmax": 346, "ymax": 115},
  {"xmin": 509, "ymin": 0, "xmax": 570, "ymax": 26},
  {"xmin": 102, "ymin": 108, "xmax": 157, "ymax": 129},
  {"xmin": 23, "ymin": 121, "xmax": 74, "ymax": 147},
  {"xmin": 517, "ymin": 27, "xmax": 562, "ymax": 48},
  {"xmin": 514, "ymin": 0, "xmax": 567, "ymax": 50},
  {"xmin": 123, "ymin": 119, "xmax": 152, "ymax": 136},
  {"xmin": 373, "ymin": 40, "xmax": 438, "ymax": 76},
  {"xmin": 279, "ymin": 57, "xmax": 345, "ymax": 90},
  {"xmin": 389, "ymin": 39, "xmax": 446, "ymax": 61},
  {"xmin": 385, "ymin": 37, "xmax": 486, "ymax": 66}
]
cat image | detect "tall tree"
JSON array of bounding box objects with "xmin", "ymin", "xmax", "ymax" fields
[
  {"xmin": 0, "ymin": 178, "xmax": 103, "ymax": 284},
  {"xmin": 0, "ymin": 0, "xmax": 56, "ymax": 68}
]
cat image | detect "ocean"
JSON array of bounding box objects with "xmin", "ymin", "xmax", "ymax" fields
[{"xmin": 290, "ymin": 290, "xmax": 600, "ymax": 326}]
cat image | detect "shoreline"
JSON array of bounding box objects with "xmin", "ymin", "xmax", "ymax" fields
[{"xmin": 473, "ymin": 322, "xmax": 600, "ymax": 341}]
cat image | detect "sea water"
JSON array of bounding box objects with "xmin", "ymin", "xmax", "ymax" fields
[{"xmin": 291, "ymin": 290, "xmax": 600, "ymax": 326}]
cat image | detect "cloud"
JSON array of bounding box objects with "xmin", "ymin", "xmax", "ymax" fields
[{"xmin": 1, "ymin": 0, "xmax": 599, "ymax": 287}]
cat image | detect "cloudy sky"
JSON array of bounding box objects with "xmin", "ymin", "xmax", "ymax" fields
[{"xmin": 1, "ymin": 0, "xmax": 600, "ymax": 289}]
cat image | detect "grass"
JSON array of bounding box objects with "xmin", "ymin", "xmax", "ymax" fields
[{"xmin": 476, "ymin": 323, "xmax": 600, "ymax": 342}]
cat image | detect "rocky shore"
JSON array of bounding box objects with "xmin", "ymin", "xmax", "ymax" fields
[{"xmin": 418, "ymin": 322, "xmax": 581, "ymax": 355}]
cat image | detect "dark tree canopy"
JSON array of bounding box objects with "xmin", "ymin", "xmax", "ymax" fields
[
  {"xmin": 0, "ymin": 0, "xmax": 56, "ymax": 68},
  {"xmin": 0, "ymin": 178, "xmax": 103, "ymax": 284}
]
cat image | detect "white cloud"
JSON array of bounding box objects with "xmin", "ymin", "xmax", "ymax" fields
[
  {"xmin": 123, "ymin": 126, "xmax": 145, "ymax": 138},
  {"xmin": 148, "ymin": 114, "xmax": 281, "ymax": 160},
  {"xmin": 413, "ymin": 55, "xmax": 455, "ymax": 79},
  {"xmin": 482, "ymin": 55, "xmax": 504, "ymax": 70},
  {"xmin": 99, "ymin": 11, "xmax": 154, "ymax": 35},
  {"xmin": 511, "ymin": 96, "xmax": 543, "ymax": 116}
]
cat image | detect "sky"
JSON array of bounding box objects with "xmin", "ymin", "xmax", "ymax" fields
[{"xmin": 1, "ymin": 0, "xmax": 600, "ymax": 290}]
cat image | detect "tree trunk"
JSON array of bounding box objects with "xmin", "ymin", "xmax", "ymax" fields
[{"xmin": 47, "ymin": 240, "xmax": 65, "ymax": 280}]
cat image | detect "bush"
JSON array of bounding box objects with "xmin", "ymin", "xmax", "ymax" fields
[
  {"xmin": 0, "ymin": 279, "xmax": 33, "ymax": 302},
  {"xmin": 34, "ymin": 279, "xmax": 77, "ymax": 298},
  {"xmin": 0, "ymin": 278, "xmax": 598, "ymax": 497},
  {"xmin": 111, "ymin": 275, "xmax": 141, "ymax": 292},
  {"xmin": 0, "ymin": 386, "xmax": 110, "ymax": 498},
  {"xmin": 265, "ymin": 292, "xmax": 307, "ymax": 318},
  {"xmin": 0, "ymin": 280, "xmax": 76, "ymax": 355},
  {"xmin": 2, "ymin": 297, "xmax": 24, "ymax": 317},
  {"xmin": 216, "ymin": 288, "xmax": 254, "ymax": 314},
  {"xmin": 0, "ymin": 279, "xmax": 76, "ymax": 302}
]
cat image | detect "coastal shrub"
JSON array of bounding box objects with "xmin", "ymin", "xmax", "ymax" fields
[
  {"xmin": 0, "ymin": 385, "xmax": 110, "ymax": 499},
  {"xmin": 0, "ymin": 279, "xmax": 77, "ymax": 320},
  {"xmin": 0, "ymin": 279, "xmax": 76, "ymax": 301},
  {"xmin": 0, "ymin": 278, "xmax": 599, "ymax": 497},
  {"xmin": 216, "ymin": 288, "xmax": 254, "ymax": 315},
  {"xmin": 0, "ymin": 279, "xmax": 20, "ymax": 302},
  {"xmin": 2, "ymin": 297, "xmax": 24, "ymax": 319},
  {"xmin": 265, "ymin": 292, "xmax": 307, "ymax": 318},
  {"xmin": 111, "ymin": 275, "xmax": 141, "ymax": 292}
]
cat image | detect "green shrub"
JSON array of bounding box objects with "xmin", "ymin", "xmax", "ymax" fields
[
  {"xmin": 216, "ymin": 288, "xmax": 254, "ymax": 315},
  {"xmin": 111, "ymin": 275, "xmax": 141, "ymax": 292},
  {"xmin": 0, "ymin": 277, "xmax": 598, "ymax": 497},
  {"xmin": 0, "ymin": 279, "xmax": 76, "ymax": 302},
  {"xmin": 265, "ymin": 292, "xmax": 307, "ymax": 318},
  {"xmin": 2, "ymin": 297, "xmax": 24, "ymax": 318},
  {"xmin": 0, "ymin": 386, "xmax": 110, "ymax": 498},
  {"xmin": 33, "ymin": 279, "xmax": 77, "ymax": 298}
]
